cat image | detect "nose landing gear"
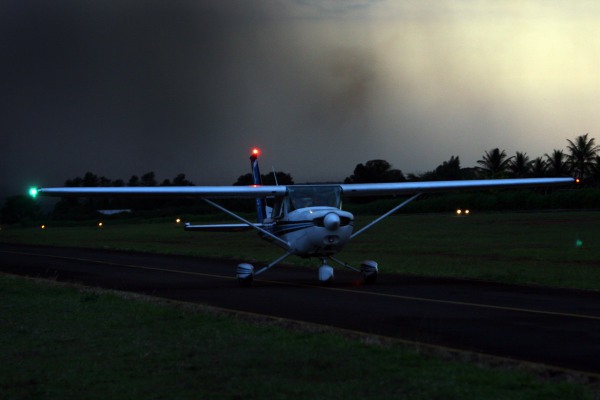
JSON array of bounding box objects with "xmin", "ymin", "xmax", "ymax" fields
[{"xmin": 318, "ymin": 260, "xmax": 334, "ymax": 286}]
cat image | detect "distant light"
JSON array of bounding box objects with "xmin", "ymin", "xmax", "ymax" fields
[
  {"xmin": 98, "ymin": 222, "xmax": 103, "ymax": 228},
  {"xmin": 576, "ymin": 239, "xmax": 583, "ymax": 248},
  {"xmin": 176, "ymin": 218, "xmax": 181, "ymax": 224},
  {"xmin": 576, "ymin": 178, "xmax": 581, "ymax": 184},
  {"xmin": 456, "ymin": 209, "xmax": 462, "ymax": 215},
  {"xmin": 465, "ymin": 209, "xmax": 470, "ymax": 215},
  {"xmin": 29, "ymin": 188, "xmax": 38, "ymax": 198},
  {"xmin": 41, "ymin": 224, "xmax": 46, "ymax": 229}
]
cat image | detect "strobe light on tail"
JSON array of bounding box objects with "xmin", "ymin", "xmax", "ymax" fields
[{"xmin": 29, "ymin": 148, "xmax": 575, "ymax": 287}]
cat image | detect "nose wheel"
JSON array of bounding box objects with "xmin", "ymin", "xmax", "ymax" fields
[{"xmin": 318, "ymin": 260, "xmax": 334, "ymax": 286}]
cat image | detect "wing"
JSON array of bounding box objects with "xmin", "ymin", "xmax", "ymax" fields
[
  {"xmin": 339, "ymin": 177, "xmax": 574, "ymax": 196},
  {"xmin": 33, "ymin": 177, "xmax": 574, "ymax": 199},
  {"xmin": 33, "ymin": 185, "xmax": 287, "ymax": 198}
]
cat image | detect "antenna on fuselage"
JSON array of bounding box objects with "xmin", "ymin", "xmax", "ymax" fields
[{"xmin": 272, "ymin": 167, "xmax": 279, "ymax": 186}]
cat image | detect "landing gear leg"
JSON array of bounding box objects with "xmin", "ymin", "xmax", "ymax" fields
[
  {"xmin": 329, "ymin": 257, "xmax": 378, "ymax": 284},
  {"xmin": 237, "ymin": 252, "xmax": 293, "ymax": 287}
]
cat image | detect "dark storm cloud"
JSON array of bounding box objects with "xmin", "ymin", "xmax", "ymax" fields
[
  {"xmin": 7, "ymin": 1, "xmax": 589, "ymax": 203},
  {"xmin": 2, "ymin": 1, "xmax": 249, "ymax": 191},
  {"xmin": 2, "ymin": 0, "xmax": 265, "ymax": 140},
  {"xmin": 1, "ymin": 0, "xmax": 382, "ymax": 200}
]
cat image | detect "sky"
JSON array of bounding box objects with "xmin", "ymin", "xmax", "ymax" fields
[{"xmin": 2, "ymin": 0, "xmax": 600, "ymax": 200}]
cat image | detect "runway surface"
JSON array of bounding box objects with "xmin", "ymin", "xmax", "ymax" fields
[{"xmin": 2, "ymin": 242, "xmax": 600, "ymax": 375}]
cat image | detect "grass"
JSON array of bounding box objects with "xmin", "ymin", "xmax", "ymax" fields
[
  {"xmin": 0, "ymin": 274, "xmax": 595, "ymax": 399},
  {"xmin": 2, "ymin": 211, "xmax": 600, "ymax": 289}
]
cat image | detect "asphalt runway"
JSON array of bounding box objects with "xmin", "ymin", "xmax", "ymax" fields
[{"xmin": 2, "ymin": 242, "xmax": 600, "ymax": 375}]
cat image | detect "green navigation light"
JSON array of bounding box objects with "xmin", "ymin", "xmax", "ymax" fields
[{"xmin": 29, "ymin": 187, "xmax": 38, "ymax": 198}]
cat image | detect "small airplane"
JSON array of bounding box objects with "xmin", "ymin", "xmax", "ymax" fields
[{"xmin": 30, "ymin": 148, "xmax": 574, "ymax": 286}]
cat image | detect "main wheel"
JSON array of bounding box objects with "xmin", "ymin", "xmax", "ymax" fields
[
  {"xmin": 237, "ymin": 263, "xmax": 254, "ymax": 287},
  {"xmin": 361, "ymin": 260, "xmax": 378, "ymax": 284}
]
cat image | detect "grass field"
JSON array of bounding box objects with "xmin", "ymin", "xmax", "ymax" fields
[
  {"xmin": 0, "ymin": 274, "xmax": 595, "ymax": 399},
  {"xmin": 2, "ymin": 211, "xmax": 600, "ymax": 398},
  {"xmin": 2, "ymin": 211, "xmax": 600, "ymax": 289}
]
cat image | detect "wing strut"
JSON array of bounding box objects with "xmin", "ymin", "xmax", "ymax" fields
[
  {"xmin": 254, "ymin": 251, "xmax": 293, "ymax": 276},
  {"xmin": 202, "ymin": 198, "xmax": 291, "ymax": 250},
  {"xmin": 350, "ymin": 192, "xmax": 422, "ymax": 240}
]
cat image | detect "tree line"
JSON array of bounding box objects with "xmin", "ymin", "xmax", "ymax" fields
[
  {"xmin": 345, "ymin": 133, "xmax": 599, "ymax": 184},
  {"xmin": 473, "ymin": 133, "xmax": 599, "ymax": 182},
  {"xmin": 2, "ymin": 133, "xmax": 599, "ymax": 223}
]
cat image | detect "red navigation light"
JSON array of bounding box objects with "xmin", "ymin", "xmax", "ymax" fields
[{"xmin": 251, "ymin": 148, "xmax": 260, "ymax": 157}]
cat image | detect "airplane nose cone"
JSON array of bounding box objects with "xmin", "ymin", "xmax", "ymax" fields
[{"xmin": 323, "ymin": 212, "xmax": 341, "ymax": 231}]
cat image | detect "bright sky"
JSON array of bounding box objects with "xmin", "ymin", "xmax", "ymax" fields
[{"xmin": 2, "ymin": 0, "xmax": 599, "ymax": 199}]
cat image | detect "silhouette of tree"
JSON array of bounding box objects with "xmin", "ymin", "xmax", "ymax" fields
[
  {"xmin": 476, "ymin": 148, "xmax": 513, "ymax": 178},
  {"xmin": 82, "ymin": 172, "xmax": 99, "ymax": 187},
  {"xmin": 416, "ymin": 156, "xmax": 462, "ymax": 181},
  {"xmin": 529, "ymin": 157, "xmax": 548, "ymax": 177},
  {"xmin": 127, "ymin": 175, "xmax": 140, "ymax": 187},
  {"xmin": 588, "ymin": 155, "xmax": 600, "ymax": 186},
  {"xmin": 140, "ymin": 172, "xmax": 157, "ymax": 186},
  {"xmin": 99, "ymin": 176, "xmax": 112, "ymax": 186},
  {"xmin": 65, "ymin": 176, "xmax": 83, "ymax": 187},
  {"xmin": 509, "ymin": 152, "xmax": 530, "ymax": 178},
  {"xmin": 566, "ymin": 133, "xmax": 600, "ymax": 180},
  {"xmin": 545, "ymin": 149, "xmax": 570, "ymax": 177},
  {"xmin": 172, "ymin": 173, "xmax": 194, "ymax": 186},
  {"xmin": 344, "ymin": 159, "xmax": 405, "ymax": 183},
  {"xmin": 1, "ymin": 195, "xmax": 43, "ymax": 224}
]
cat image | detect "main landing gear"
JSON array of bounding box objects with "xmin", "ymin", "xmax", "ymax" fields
[{"xmin": 236, "ymin": 257, "xmax": 378, "ymax": 287}]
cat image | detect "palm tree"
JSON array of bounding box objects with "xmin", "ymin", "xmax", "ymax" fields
[
  {"xmin": 477, "ymin": 148, "xmax": 513, "ymax": 178},
  {"xmin": 588, "ymin": 155, "xmax": 600, "ymax": 185},
  {"xmin": 544, "ymin": 149, "xmax": 570, "ymax": 177},
  {"xmin": 509, "ymin": 152, "xmax": 530, "ymax": 178},
  {"xmin": 566, "ymin": 133, "xmax": 600, "ymax": 180},
  {"xmin": 529, "ymin": 157, "xmax": 548, "ymax": 178}
]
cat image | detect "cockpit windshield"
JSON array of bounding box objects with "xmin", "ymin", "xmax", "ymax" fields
[{"xmin": 287, "ymin": 185, "xmax": 342, "ymax": 211}]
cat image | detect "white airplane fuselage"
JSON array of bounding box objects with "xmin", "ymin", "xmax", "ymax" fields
[{"xmin": 264, "ymin": 206, "xmax": 354, "ymax": 258}]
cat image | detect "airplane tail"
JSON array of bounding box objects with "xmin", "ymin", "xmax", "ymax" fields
[{"xmin": 250, "ymin": 148, "xmax": 267, "ymax": 223}]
